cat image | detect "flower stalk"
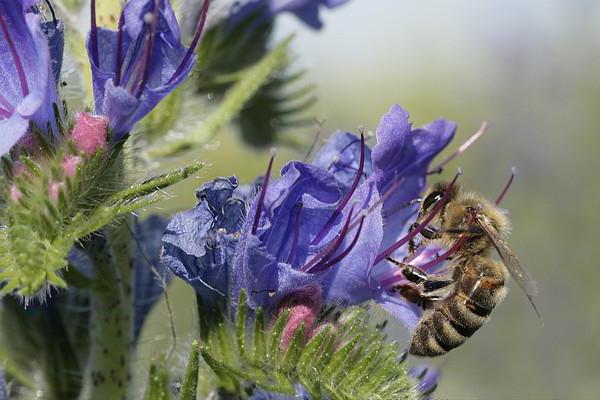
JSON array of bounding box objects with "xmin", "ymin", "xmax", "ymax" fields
[{"xmin": 79, "ymin": 222, "xmax": 133, "ymax": 400}]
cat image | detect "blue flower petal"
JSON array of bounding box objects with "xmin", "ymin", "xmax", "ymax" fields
[
  {"xmin": 372, "ymin": 104, "xmax": 455, "ymax": 249},
  {"xmin": 162, "ymin": 177, "xmax": 246, "ymax": 308},
  {"xmin": 250, "ymin": 383, "xmax": 312, "ymax": 399},
  {"xmin": 312, "ymin": 131, "xmax": 373, "ymax": 193}
]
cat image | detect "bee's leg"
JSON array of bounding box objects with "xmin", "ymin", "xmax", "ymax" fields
[
  {"xmin": 408, "ymin": 223, "xmax": 419, "ymax": 255},
  {"xmin": 386, "ymin": 256, "xmax": 454, "ymax": 292},
  {"xmin": 394, "ymin": 285, "xmax": 444, "ymax": 310},
  {"xmin": 385, "ymin": 257, "xmax": 428, "ymax": 284}
]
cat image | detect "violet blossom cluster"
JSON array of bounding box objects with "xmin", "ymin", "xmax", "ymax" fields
[{"xmin": 162, "ymin": 104, "xmax": 456, "ymax": 328}]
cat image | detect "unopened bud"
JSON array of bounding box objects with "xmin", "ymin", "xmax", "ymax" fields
[
  {"xmin": 71, "ymin": 112, "xmax": 108, "ymax": 155},
  {"xmin": 61, "ymin": 155, "xmax": 82, "ymax": 178},
  {"xmin": 49, "ymin": 181, "xmax": 65, "ymax": 202}
]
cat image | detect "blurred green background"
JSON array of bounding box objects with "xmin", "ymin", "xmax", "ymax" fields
[{"xmin": 140, "ymin": 1, "xmax": 600, "ymax": 398}]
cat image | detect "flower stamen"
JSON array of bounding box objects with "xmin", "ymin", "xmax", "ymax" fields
[
  {"xmin": 302, "ymin": 207, "xmax": 354, "ymax": 273},
  {"xmin": 373, "ymin": 168, "xmax": 462, "ymax": 265},
  {"xmin": 312, "ymin": 132, "xmax": 365, "ymax": 245},
  {"xmin": 167, "ymin": 0, "xmax": 210, "ymax": 85},
  {"xmin": 313, "ymin": 216, "xmax": 365, "ymax": 273},
  {"xmin": 495, "ymin": 167, "xmax": 517, "ymax": 205},
  {"xmin": 114, "ymin": 12, "xmax": 126, "ymax": 86},
  {"xmin": 428, "ymin": 121, "xmax": 487, "ymax": 175},
  {"xmin": 286, "ymin": 202, "xmax": 304, "ymax": 264},
  {"xmin": 90, "ymin": 0, "xmax": 99, "ymax": 66},
  {"xmin": 251, "ymin": 148, "xmax": 277, "ymax": 235},
  {"xmin": 134, "ymin": 0, "xmax": 162, "ymax": 99}
]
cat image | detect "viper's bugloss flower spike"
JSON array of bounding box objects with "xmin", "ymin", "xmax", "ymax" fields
[
  {"xmin": 164, "ymin": 104, "xmax": 459, "ymax": 330},
  {"xmin": 88, "ymin": 0, "xmax": 210, "ymax": 142},
  {"xmin": 0, "ymin": 0, "xmax": 58, "ymax": 155},
  {"xmin": 70, "ymin": 112, "xmax": 108, "ymax": 154},
  {"xmin": 227, "ymin": 0, "xmax": 350, "ymax": 30}
]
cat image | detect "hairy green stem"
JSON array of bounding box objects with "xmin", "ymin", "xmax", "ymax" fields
[{"xmin": 79, "ymin": 221, "xmax": 133, "ymax": 400}]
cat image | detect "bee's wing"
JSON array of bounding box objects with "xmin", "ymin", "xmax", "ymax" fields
[{"xmin": 476, "ymin": 218, "xmax": 541, "ymax": 319}]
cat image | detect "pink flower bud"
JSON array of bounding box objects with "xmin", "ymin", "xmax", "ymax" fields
[
  {"xmin": 71, "ymin": 112, "xmax": 108, "ymax": 155},
  {"xmin": 9, "ymin": 185, "xmax": 22, "ymax": 202},
  {"xmin": 49, "ymin": 181, "xmax": 65, "ymax": 202},
  {"xmin": 277, "ymin": 284, "xmax": 322, "ymax": 348},
  {"xmin": 61, "ymin": 155, "xmax": 82, "ymax": 178}
]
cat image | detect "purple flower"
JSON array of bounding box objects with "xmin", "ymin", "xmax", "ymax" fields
[
  {"xmin": 228, "ymin": 0, "xmax": 349, "ymax": 30},
  {"xmin": 163, "ymin": 104, "xmax": 456, "ymax": 327},
  {"xmin": 0, "ymin": 0, "xmax": 58, "ymax": 155},
  {"xmin": 87, "ymin": 0, "xmax": 209, "ymax": 142}
]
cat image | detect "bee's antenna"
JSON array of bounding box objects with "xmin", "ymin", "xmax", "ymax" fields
[
  {"xmin": 428, "ymin": 121, "xmax": 487, "ymax": 175},
  {"xmin": 495, "ymin": 166, "xmax": 517, "ymax": 205}
]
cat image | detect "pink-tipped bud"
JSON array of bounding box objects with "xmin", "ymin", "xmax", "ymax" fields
[
  {"xmin": 71, "ymin": 112, "xmax": 108, "ymax": 155},
  {"xmin": 61, "ymin": 155, "xmax": 82, "ymax": 178},
  {"xmin": 49, "ymin": 181, "xmax": 65, "ymax": 202},
  {"xmin": 9, "ymin": 185, "xmax": 22, "ymax": 202},
  {"xmin": 277, "ymin": 284, "xmax": 322, "ymax": 348}
]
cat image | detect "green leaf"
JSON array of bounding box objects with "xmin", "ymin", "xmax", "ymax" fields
[
  {"xmin": 179, "ymin": 341, "xmax": 201, "ymax": 400},
  {"xmin": 146, "ymin": 35, "xmax": 295, "ymax": 158}
]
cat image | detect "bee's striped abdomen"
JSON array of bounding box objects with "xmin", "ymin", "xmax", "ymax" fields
[{"xmin": 409, "ymin": 266, "xmax": 506, "ymax": 357}]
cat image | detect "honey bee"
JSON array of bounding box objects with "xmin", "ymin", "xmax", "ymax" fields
[{"xmin": 388, "ymin": 181, "xmax": 539, "ymax": 357}]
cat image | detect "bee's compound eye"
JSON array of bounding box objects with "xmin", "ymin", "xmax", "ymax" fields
[{"xmin": 422, "ymin": 191, "xmax": 444, "ymax": 211}]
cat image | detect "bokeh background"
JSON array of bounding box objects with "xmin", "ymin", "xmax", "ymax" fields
[{"xmin": 140, "ymin": 1, "xmax": 600, "ymax": 398}]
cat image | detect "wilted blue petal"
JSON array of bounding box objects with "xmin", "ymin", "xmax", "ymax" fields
[
  {"xmin": 162, "ymin": 177, "xmax": 246, "ymax": 308},
  {"xmin": 0, "ymin": 1, "xmax": 55, "ymax": 155},
  {"xmin": 312, "ymin": 131, "xmax": 373, "ymax": 193},
  {"xmin": 372, "ymin": 104, "xmax": 455, "ymax": 249},
  {"xmin": 88, "ymin": 0, "xmax": 196, "ymax": 141},
  {"xmin": 132, "ymin": 215, "xmax": 172, "ymax": 341}
]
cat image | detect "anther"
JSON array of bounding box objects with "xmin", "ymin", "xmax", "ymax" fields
[
  {"xmin": 495, "ymin": 166, "xmax": 517, "ymax": 205},
  {"xmin": 373, "ymin": 168, "xmax": 462, "ymax": 266},
  {"xmin": 312, "ymin": 132, "xmax": 365, "ymax": 245},
  {"xmin": 428, "ymin": 121, "xmax": 487, "ymax": 175},
  {"xmin": 251, "ymin": 148, "xmax": 277, "ymax": 235}
]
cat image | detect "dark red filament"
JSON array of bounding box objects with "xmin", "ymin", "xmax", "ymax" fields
[
  {"xmin": 167, "ymin": 0, "xmax": 210, "ymax": 85},
  {"xmin": 90, "ymin": 0, "xmax": 99, "ymax": 66},
  {"xmin": 313, "ymin": 216, "xmax": 365, "ymax": 273},
  {"xmin": 114, "ymin": 12, "xmax": 126, "ymax": 86},
  {"xmin": 312, "ymin": 132, "xmax": 365, "ymax": 245},
  {"xmin": 373, "ymin": 169, "xmax": 462, "ymax": 265},
  {"xmin": 286, "ymin": 202, "xmax": 304, "ymax": 264},
  {"xmin": 495, "ymin": 167, "xmax": 516, "ymax": 205},
  {"xmin": 302, "ymin": 208, "xmax": 354, "ymax": 273},
  {"xmin": 251, "ymin": 150, "xmax": 276, "ymax": 235},
  {"xmin": 134, "ymin": 0, "xmax": 161, "ymax": 99}
]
